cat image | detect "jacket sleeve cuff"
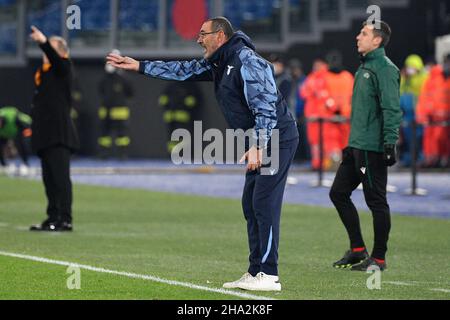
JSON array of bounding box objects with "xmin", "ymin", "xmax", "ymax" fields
[
  {"xmin": 252, "ymin": 132, "xmax": 269, "ymax": 150},
  {"xmin": 38, "ymin": 39, "xmax": 52, "ymax": 53},
  {"xmin": 138, "ymin": 61, "xmax": 147, "ymax": 74}
]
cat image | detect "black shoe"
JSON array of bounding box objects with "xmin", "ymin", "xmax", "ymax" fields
[
  {"xmin": 333, "ymin": 249, "xmax": 369, "ymax": 269},
  {"xmin": 29, "ymin": 219, "xmax": 59, "ymax": 232},
  {"xmin": 58, "ymin": 221, "xmax": 73, "ymax": 232},
  {"xmin": 351, "ymin": 257, "xmax": 387, "ymax": 271}
]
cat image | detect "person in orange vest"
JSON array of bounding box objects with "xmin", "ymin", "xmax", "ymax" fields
[
  {"xmin": 300, "ymin": 59, "xmax": 329, "ymax": 170},
  {"xmin": 445, "ymin": 54, "xmax": 450, "ymax": 168},
  {"xmin": 323, "ymin": 59, "xmax": 354, "ymax": 168},
  {"xmin": 416, "ymin": 62, "xmax": 449, "ymax": 168}
]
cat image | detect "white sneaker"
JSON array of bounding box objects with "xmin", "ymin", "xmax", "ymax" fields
[
  {"xmin": 223, "ymin": 272, "xmax": 254, "ymax": 289},
  {"xmin": 237, "ymin": 272, "xmax": 281, "ymax": 291}
]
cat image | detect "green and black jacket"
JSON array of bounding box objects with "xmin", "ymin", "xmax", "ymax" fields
[{"xmin": 349, "ymin": 47, "xmax": 402, "ymax": 153}]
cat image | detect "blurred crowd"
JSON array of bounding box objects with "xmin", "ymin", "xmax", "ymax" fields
[
  {"xmin": 1, "ymin": 52, "xmax": 450, "ymax": 173},
  {"xmin": 401, "ymin": 54, "xmax": 450, "ymax": 168},
  {"xmin": 270, "ymin": 54, "xmax": 353, "ymax": 170},
  {"xmin": 270, "ymin": 52, "xmax": 450, "ymax": 170}
]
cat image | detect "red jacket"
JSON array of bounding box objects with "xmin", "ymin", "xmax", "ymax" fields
[
  {"xmin": 417, "ymin": 65, "xmax": 449, "ymax": 124},
  {"xmin": 300, "ymin": 66, "xmax": 330, "ymax": 119}
]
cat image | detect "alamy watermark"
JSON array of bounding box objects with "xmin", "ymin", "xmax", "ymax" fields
[
  {"xmin": 170, "ymin": 121, "xmax": 280, "ymax": 176},
  {"xmin": 366, "ymin": 5, "xmax": 381, "ymax": 29},
  {"xmin": 66, "ymin": 265, "xmax": 81, "ymax": 290},
  {"xmin": 366, "ymin": 265, "xmax": 382, "ymax": 290},
  {"xmin": 64, "ymin": 4, "xmax": 382, "ymax": 35},
  {"xmin": 66, "ymin": 5, "xmax": 81, "ymax": 30}
]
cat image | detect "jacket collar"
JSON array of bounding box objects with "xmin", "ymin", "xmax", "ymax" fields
[
  {"xmin": 360, "ymin": 47, "xmax": 385, "ymax": 63},
  {"xmin": 207, "ymin": 31, "xmax": 255, "ymax": 68}
]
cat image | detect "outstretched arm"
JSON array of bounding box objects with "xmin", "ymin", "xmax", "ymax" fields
[
  {"xmin": 106, "ymin": 52, "xmax": 213, "ymax": 81},
  {"xmin": 106, "ymin": 53, "xmax": 140, "ymax": 71}
]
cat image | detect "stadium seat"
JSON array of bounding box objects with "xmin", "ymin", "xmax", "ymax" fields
[
  {"xmin": 27, "ymin": 1, "xmax": 61, "ymax": 37},
  {"xmin": 0, "ymin": 0, "xmax": 15, "ymax": 6},
  {"xmin": 119, "ymin": 0, "xmax": 158, "ymax": 31},
  {"xmin": 0, "ymin": 25, "xmax": 16, "ymax": 54}
]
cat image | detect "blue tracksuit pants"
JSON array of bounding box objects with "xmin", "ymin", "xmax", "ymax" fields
[{"xmin": 242, "ymin": 137, "xmax": 299, "ymax": 276}]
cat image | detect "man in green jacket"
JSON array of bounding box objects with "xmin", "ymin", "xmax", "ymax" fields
[
  {"xmin": 329, "ymin": 20, "xmax": 402, "ymax": 271},
  {"xmin": 0, "ymin": 106, "xmax": 32, "ymax": 175}
]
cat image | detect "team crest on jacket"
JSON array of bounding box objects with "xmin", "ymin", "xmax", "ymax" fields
[
  {"xmin": 364, "ymin": 72, "xmax": 370, "ymax": 79},
  {"xmin": 226, "ymin": 65, "xmax": 234, "ymax": 75}
]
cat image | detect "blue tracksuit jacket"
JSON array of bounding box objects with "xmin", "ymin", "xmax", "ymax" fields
[{"xmin": 138, "ymin": 31, "xmax": 298, "ymax": 148}]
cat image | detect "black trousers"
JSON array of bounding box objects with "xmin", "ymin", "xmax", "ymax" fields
[
  {"xmin": 329, "ymin": 147, "xmax": 391, "ymax": 260},
  {"xmin": 98, "ymin": 117, "xmax": 129, "ymax": 158},
  {"xmin": 39, "ymin": 146, "xmax": 73, "ymax": 223}
]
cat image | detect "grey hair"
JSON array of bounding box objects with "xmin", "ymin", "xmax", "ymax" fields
[
  {"xmin": 49, "ymin": 36, "xmax": 69, "ymax": 56},
  {"xmin": 206, "ymin": 16, "xmax": 234, "ymax": 39}
]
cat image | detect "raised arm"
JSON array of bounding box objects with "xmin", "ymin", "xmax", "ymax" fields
[{"xmin": 30, "ymin": 26, "xmax": 70, "ymax": 76}]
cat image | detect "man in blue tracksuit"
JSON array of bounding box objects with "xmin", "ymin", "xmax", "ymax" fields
[{"xmin": 107, "ymin": 17, "xmax": 299, "ymax": 291}]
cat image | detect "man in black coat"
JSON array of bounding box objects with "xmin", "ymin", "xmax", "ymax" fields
[{"xmin": 29, "ymin": 26, "xmax": 79, "ymax": 232}]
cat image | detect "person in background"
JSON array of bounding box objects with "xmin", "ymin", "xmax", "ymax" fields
[
  {"xmin": 399, "ymin": 54, "xmax": 428, "ymax": 166},
  {"xmin": 444, "ymin": 54, "xmax": 450, "ymax": 168},
  {"xmin": 29, "ymin": 26, "xmax": 79, "ymax": 232},
  {"xmin": 300, "ymin": 59, "xmax": 329, "ymax": 170},
  {"xmin": 0, "ymin": 106, "xmax": 32, "ymax": 176},
  {"xmin": 269, "ymin": 54, "xmax": 298, "ymax": 185},
  {"xmin": 158, "ymin": 82, "xmax": 204, "ymax": 155},
  {"xmin": 269, "ymin": 54, "xmax": 292, "ymax": 104},
  {"xmin": 70, "ymin": 71, "xmax": 85, "ymax": 153},
  {"xmin": 416, "ymin": 58, "xmax": 449, "ymax": 168},
  {"xmin": 289, "ymin": 59, "xmax": 309, "ymax": 163},
  {"xmin": 323, "ymin": 56, "xmax": 354, "ymax": 169},
  {"xmin": 400, "ymin": 54, "xmax": 428, "ymax": 97},
  {"xmin": 98, "ymin": 49, "xmax": 133, "ymax": 159}
]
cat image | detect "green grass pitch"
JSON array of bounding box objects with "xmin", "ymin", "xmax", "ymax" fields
[{"xmin": 0, "ymin": 176, "xmax": 449, "ymax": 300}]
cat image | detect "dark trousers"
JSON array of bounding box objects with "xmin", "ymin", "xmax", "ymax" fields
[
  {"xmin": 329, "ymin": 147, "xmax": 391, "ymax": 260},
  {"xmin": 39, "ymin": 146, "xmax": 73, "ymax": 223},
  {"xmin": 242, "ymin": 137, "xmax": 299, "ymax": 276},
  {"xmin": 98, "ymin": 117, "xmax": 129, "ymax": 158},
  {"xmin": 0, "ymin": 136, "xmax": 29, "ymax": 166}
]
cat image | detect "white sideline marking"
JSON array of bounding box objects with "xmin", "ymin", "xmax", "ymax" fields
[
  {"xmin": 0, "ymin": 250, "xmax": 275, "ymax": 300},
  {"xmin": 384, "ymin": 281, "xmax": 450, "ymax": 294},
  {"xmin": 430, "ymin": 288, "xmax": 450, "ymax": 293},
  {"xmin": 384, "ymin": 281, "xmax": 414, "ymax": 286}
]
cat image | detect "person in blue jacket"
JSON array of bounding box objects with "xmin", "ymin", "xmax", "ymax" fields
[{"xmin": 107, "ymin": 16, "xmax": 299, "ymax": 292}]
